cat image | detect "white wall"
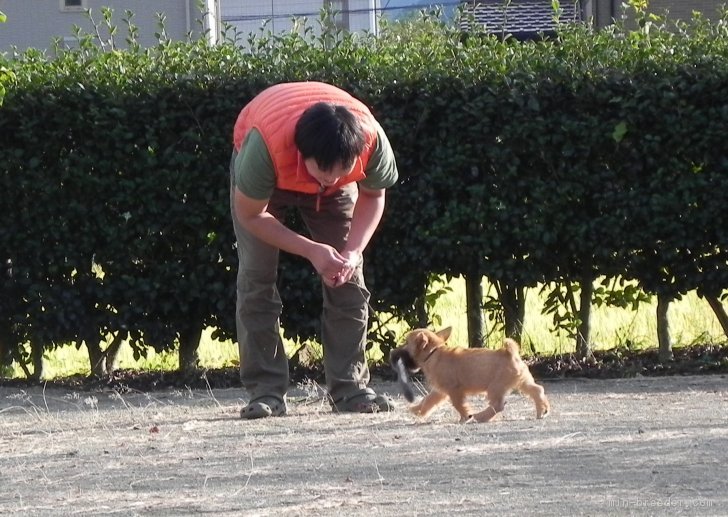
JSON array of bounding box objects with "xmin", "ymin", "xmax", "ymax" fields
[
  {"xmin": 0, "ymin": 0, "xmax": 210, "ymax": 53},
  {"xmin": 220, "ymin": 0, "xmax": 381, "ymax": 46},
  {"xmin": 347, "ymin": 0, "xmax": 379, "ymax": 34}
]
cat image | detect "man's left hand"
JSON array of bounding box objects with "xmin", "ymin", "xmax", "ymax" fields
[{"xmin": 331, "ymin": 250, "xmax": 362, "ymax": 287}]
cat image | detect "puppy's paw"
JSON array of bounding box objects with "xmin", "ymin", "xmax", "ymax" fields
[{"xmin": 408, "ymin": 403, "xmax": 428, "ymax": 417}]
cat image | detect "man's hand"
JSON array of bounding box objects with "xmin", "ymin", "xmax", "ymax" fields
[
  {"xmin": 308, "ymin": 244, "xmax": 350, "ymax": 288},
  {"xmin": 235, "ymin": 190, "xmax": 352, "ymax": 288},
  {"xmin": 234, "ymin": 189, "xmax": 368, "ymax": 288},
  {"xmin": 331, "ymin": 250, "xmax": 362, "ymax": 287}
]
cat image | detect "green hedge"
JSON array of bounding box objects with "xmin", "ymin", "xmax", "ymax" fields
[{"xmin": 1, "ymin": 6, "xmax": 728, "ymax": 378}]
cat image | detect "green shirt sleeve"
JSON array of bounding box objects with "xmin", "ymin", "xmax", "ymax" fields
[
  {"xmin": 360, "ymin": 121, "xmax": 399, "ymax": 190},
  {"xmin": 233, "ymin": 128, "xmax": 276, "ymax": 200}
]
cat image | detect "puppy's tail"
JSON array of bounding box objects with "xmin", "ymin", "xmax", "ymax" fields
[{"xmin": 502, "ymin": 338, "xmax": 521, "ymax": 358}]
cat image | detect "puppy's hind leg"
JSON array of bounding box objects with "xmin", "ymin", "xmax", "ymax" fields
[
  {"xmin": 410, "ymin": 390, "xmax": 447, "ymax": 419},
  {"xmin": 520, "ymin": 380, "xmax": 550, "ymax": 419}
]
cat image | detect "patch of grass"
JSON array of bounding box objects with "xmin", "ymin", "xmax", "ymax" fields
[
  {"xmin": 432, "ymin": 277, "xmax": 724, "ymax": 357},
  {"xmin": 12, "ymin": 277, "xmax": 727, "ymax": 380},
  {"xmin": 39, "ymin": 328, "xmax": 240, "ymax": 379}
]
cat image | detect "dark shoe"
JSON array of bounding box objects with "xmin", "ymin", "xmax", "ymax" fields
[
  {"xmin": 240, "ymin": 395, "xmax": 287, "ymax": 420},
  {"xmin": 331, "ymin": 388, "xmax": 395, "ymax": 414}
]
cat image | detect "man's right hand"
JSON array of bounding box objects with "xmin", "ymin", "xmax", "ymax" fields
[
  {"xmin": 308, "ymin": 243, "xmax": 349, "ymax": 288},
  {"xmin": 235, "ymin": 190, "xmax": 350, "ymax": 287}
]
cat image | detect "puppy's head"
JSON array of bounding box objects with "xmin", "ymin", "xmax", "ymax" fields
[{"xmin": 390, "ymin": 327, "xmax": 452, "ymax": 373}]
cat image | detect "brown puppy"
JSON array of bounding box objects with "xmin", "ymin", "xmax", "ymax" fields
[{"xmin": 390, "ymin": 327, "xmax": 550, "ymax": 423}]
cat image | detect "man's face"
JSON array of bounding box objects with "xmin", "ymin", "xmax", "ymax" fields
[{"xmin": 304, "ymin": 158, "xmax": 355, "ymax": 187}]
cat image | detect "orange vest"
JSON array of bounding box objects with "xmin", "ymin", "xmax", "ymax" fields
[{"xmin": 233, "ymin": 82, "xmax": 377, "ymax": 196}]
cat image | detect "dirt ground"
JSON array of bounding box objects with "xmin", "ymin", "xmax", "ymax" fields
[{"xmin": 1, "ymin": 374, "xmax": 726, "ymax": 516}]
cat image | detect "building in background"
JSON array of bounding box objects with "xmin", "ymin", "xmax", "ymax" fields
[
  {"xmin": 460, "ymin": 0, "xmax": 726, "ymax": 40},
  {"xmin": 0, "ymin": 0, "xmax": 725, "ymax": 54},
  {"xmin": 460, "ymin": 0, "xmax": 581, "ymax": 40},
  {"xmin": 584, "ymin": 0, "xmax": 725, "ymax": 28},
  {"xmin": 220, "ymin": 0, "xmax": 382, "ymax": 42},
  {"xmin": 0, "ymin": 0, "xmax": 381, "ymax": 53},
  {"xmin": 378, "ymin": 0, "xmax": 458, "ymax": 20},
  {"xmin": 0, "ymin": 0, "xmax": 219, "ymax": 53}
]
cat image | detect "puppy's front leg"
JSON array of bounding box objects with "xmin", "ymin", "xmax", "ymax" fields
[
  {"xmin": 520, "ymin": 380, "xmax": 550, "ymax": 419},
  {"xmin": 410, "ymin": 390, "xmax": 447, "ymax": 419},
  {"xmin": 471, "ymin": 394, "xmax": 506, "ymax": 423},
  {"xmin": 448, "ymin": 392, "xmax": 474, "ymax": 423}
]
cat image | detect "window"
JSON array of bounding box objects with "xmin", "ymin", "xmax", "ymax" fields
[{"xmin": 60, "ymin": 0, "xmax": 85, "ymax": 12}]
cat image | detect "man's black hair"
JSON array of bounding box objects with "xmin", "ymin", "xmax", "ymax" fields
[{"xmin": 294, "ymin": 102, "xmax": 366, "ymax": 172}]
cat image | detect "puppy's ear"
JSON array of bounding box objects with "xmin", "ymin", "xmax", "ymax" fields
[{"xmin": 435, "ymin": 326, "xmax": 452, "ymax": 341}]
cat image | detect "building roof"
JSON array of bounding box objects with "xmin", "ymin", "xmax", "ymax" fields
[{"xmin": 460, "ymin": 0, "xmax": 582, "ymax": 39}]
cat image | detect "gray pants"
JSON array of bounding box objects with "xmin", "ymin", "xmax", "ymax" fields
[{"xmin": 229, "ymin": 155, "xmax": 371, "ymax": 402}]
